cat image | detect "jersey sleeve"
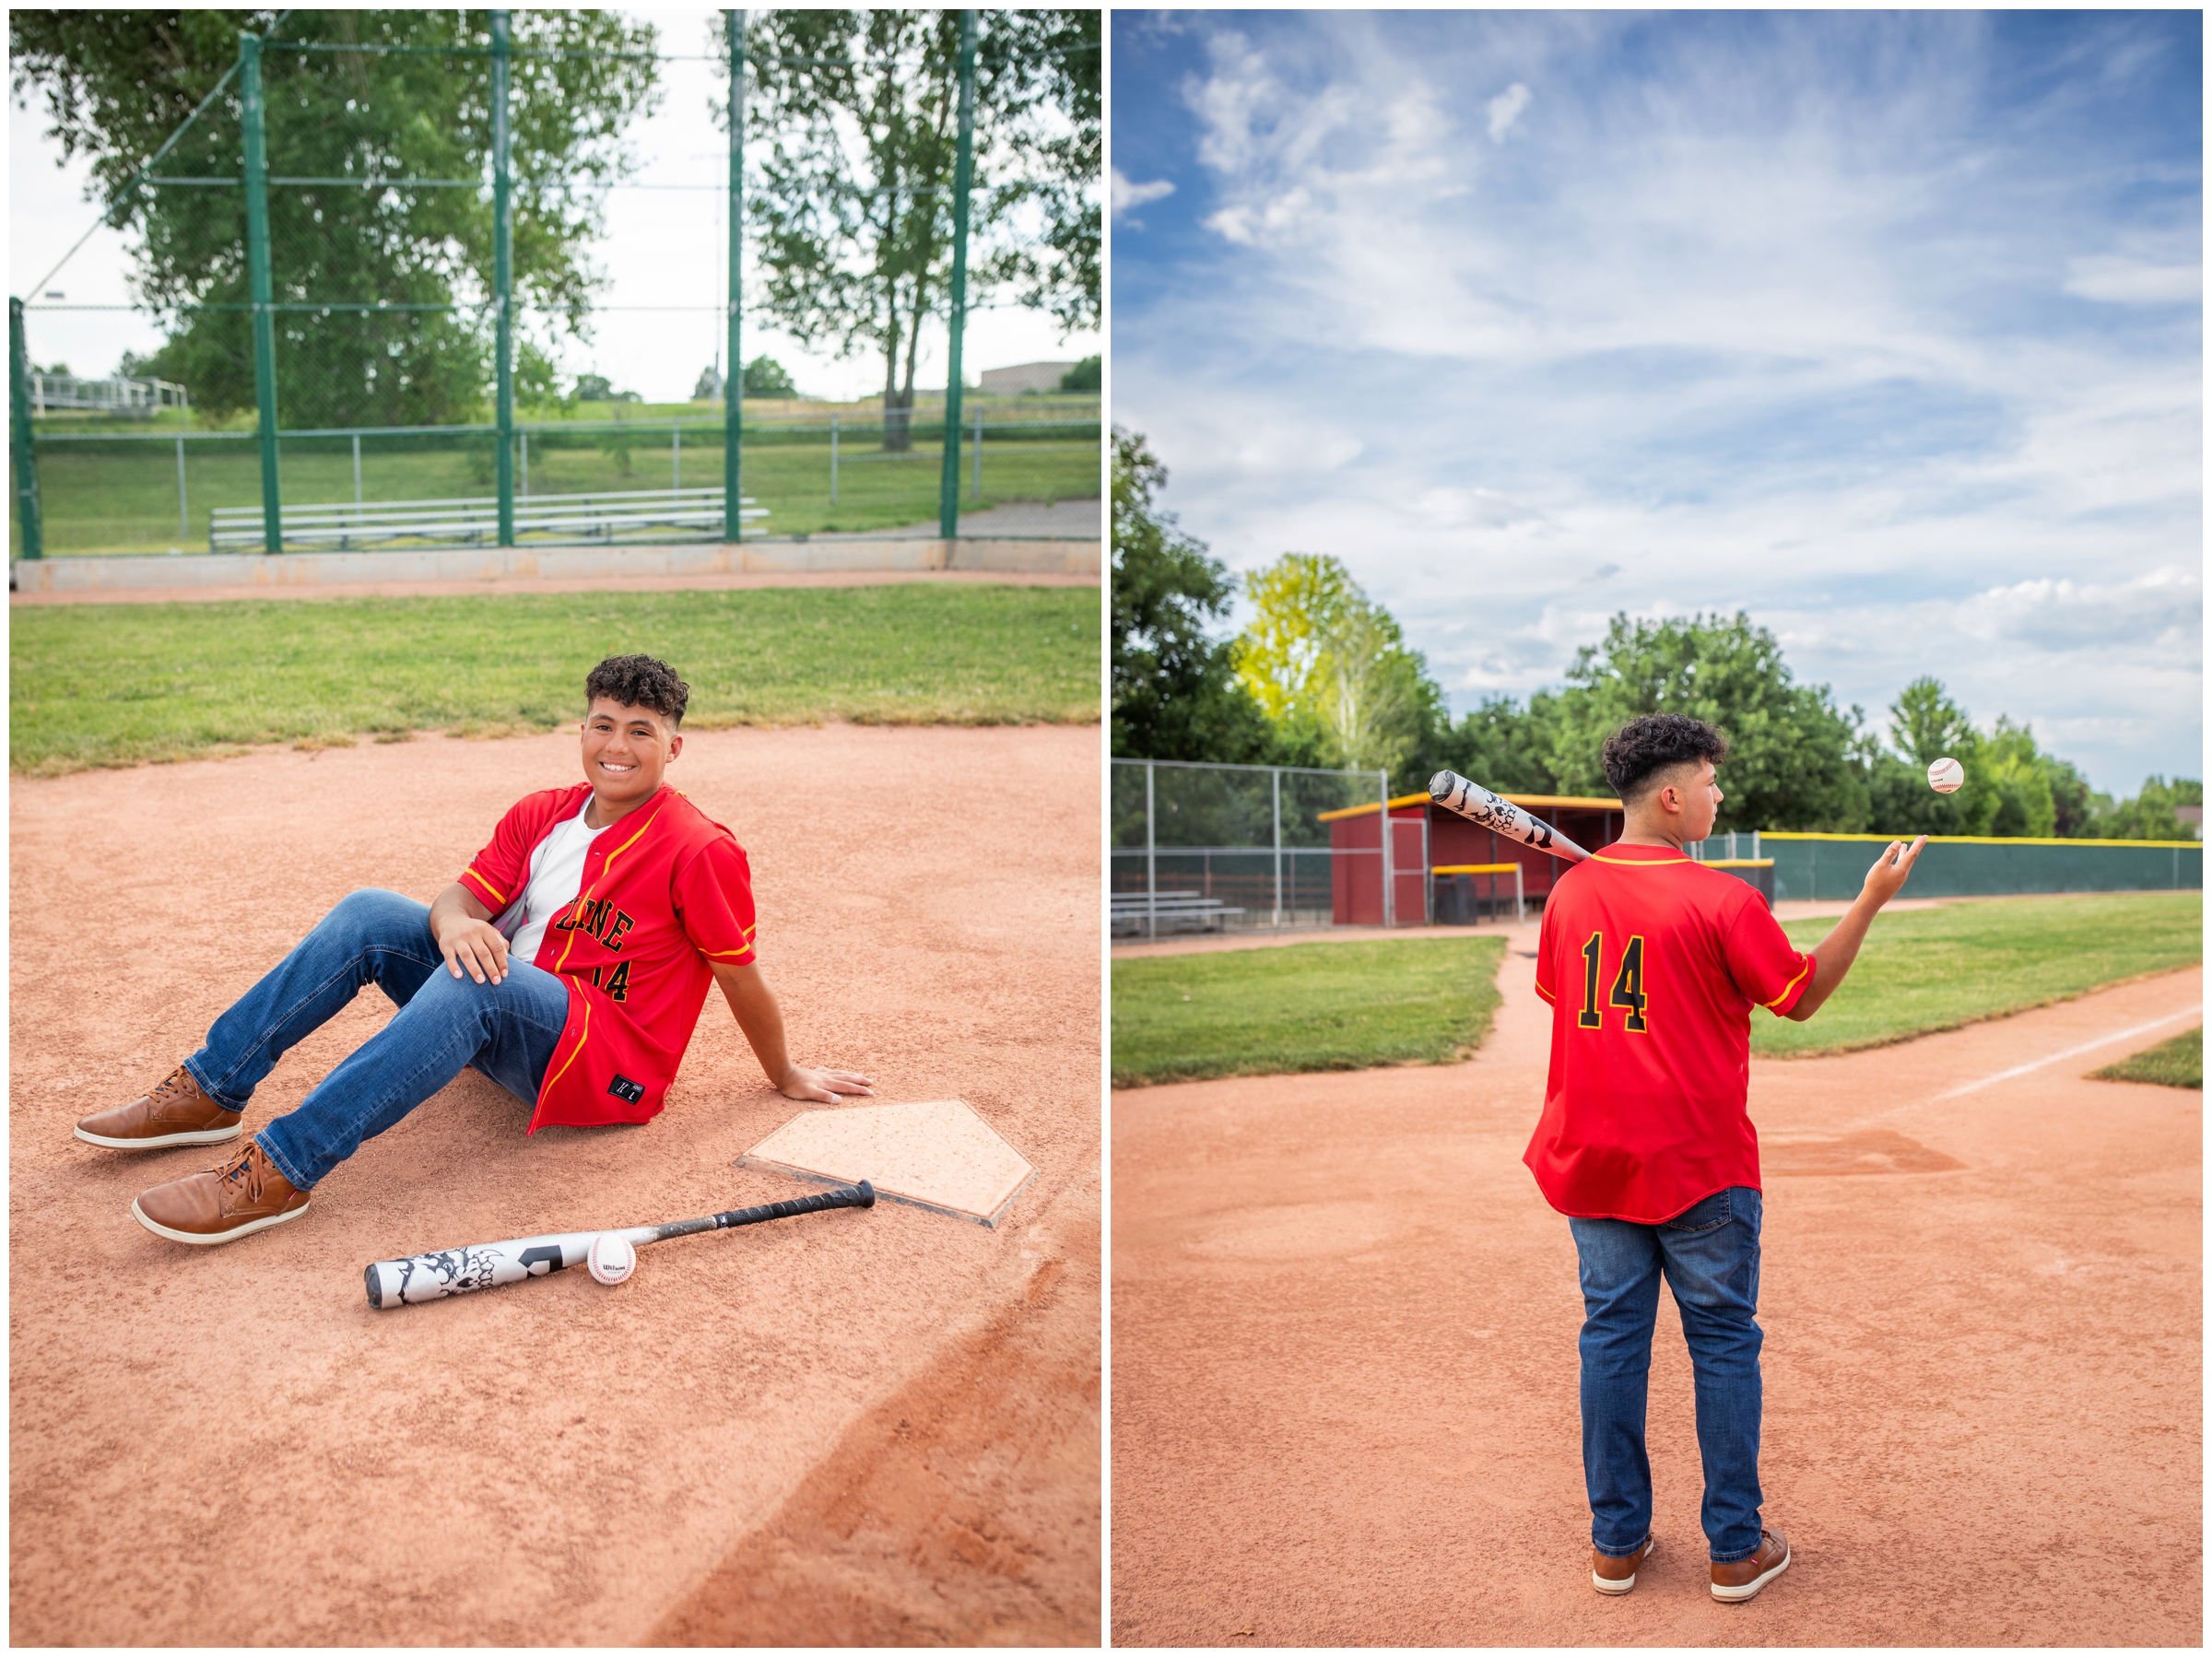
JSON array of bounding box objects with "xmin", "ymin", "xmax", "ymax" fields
[
  {"xmin": 674, "ymin": 834, "xmax": 759, "ymax": 967},
  {"xmin": 1533, "ymin": 889, "xmax": 1559, "ymax": 1004},
  {"xmin": 458, "ymin": 793, "xmax": 558, "ymax": 914},
  {"xmin": 1722, "ymin": 893, "xmax": 1816, "ymax": 1017}
]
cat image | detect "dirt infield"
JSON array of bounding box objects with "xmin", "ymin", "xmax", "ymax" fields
[
  {"xmin": 10, "ymin": 722, "xmax": 1100, "ymax": 1645},
  {"xmin": 1112, "ymin": 926, "xmax": 2201, "ymax": 1645}
]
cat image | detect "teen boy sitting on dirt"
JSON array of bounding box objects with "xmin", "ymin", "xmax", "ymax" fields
[
  {"xmin": 1525, "ymin": 712, "xmax": 1922, "ymax": 1604},
  {"xmin": 76, "ymin": 653, "xmax": 873, "ymax": 1245}
]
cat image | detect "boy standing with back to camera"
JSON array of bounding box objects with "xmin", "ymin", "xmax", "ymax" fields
[{"xmin": 1526, "ymin": 712, "xmax": 1923, "ymax": 1602}]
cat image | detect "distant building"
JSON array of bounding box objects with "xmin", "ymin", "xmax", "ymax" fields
[{"xmin": 979, "ymin": 360, "xmax": 1077, "ymax": 396}]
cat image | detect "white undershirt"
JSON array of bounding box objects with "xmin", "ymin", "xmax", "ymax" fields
[{"xmin": 497, "ymin": 797, "xmax": 611, "ymax": 966}]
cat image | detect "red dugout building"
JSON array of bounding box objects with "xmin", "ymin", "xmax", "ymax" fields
[{"xmin": 1318, "ymin": 792, "xmax": 1628, "ymax": 925}]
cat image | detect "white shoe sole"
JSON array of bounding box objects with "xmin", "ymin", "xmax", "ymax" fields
[
  {"xmin": 131, "ymin": 1195, "xmax": 310, "ymax": 1245},
  {"xmin": 1712, "ymin": 1546, "xmax": 1789, "ymax": 1603},
  {"xmin": 1593, "ymin": 1534, "xmax": 1653, "ymax": 1594},
  {"xmin": 76, "ymin": 1122, "xmax": 243, "ymax": 1150}
]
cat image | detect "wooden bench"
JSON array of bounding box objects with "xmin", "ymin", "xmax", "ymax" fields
[{"xmin": 209, "ymin": 487, "xmax": 768, "ymax": 552}]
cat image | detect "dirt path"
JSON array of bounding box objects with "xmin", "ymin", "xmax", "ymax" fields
[
  {"xmin": 1111, "ymin": 942, "xmax": 2201, "ymax": 1645},
  {"xmin": 10, "ymin": 723, "xmax": 1100, "ymax": 1646}
]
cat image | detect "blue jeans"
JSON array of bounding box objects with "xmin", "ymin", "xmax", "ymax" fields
[
  {"xmin": 1568, "ymin": 1186, "xmax": 1765, "ymax": 1563},
  {"xmin": 182, "ymin": 888, "xmax": 571, "ymax": 1191}
]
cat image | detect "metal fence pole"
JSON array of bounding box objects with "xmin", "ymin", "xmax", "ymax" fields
[
  {"xmin": 1379, "ymin": 770, "xmax": 1394, "ymax": 927},
  {"xmin": 830, "ymin": 413, "xmax": 839, "ymax": 503},
  {"xmin": 10, "ymin": 299, "xmax": 43, "ymax": 559},
  {"xmin": 971, "ymin": 403, "xmax": 982, "ymax": 498},
  {"xmin": 724, "ymin": 10, "xmax": 746, "ymax": 541},
  {"xmin": 491, "ymin": 11, "xmax": 515, "ymax": 546},
  {"xmin": 176, "ymin": 434, "xmax": 189, "ymax": 538},
  {"xmin": 1146, "ymin": 760, "xmax": 1158, "ymax": 941},
  {"xmin": 520, "ymin": 430, "xmax": 528, "ymax": 499},
  {"xmin": 351, "ymin": 432, "xmax": 361, "ymax": 504},
  {"xmin": 935, "ymin": 9, "xmax": 976, "ymax": 540},
  {"xmin": 240, "ymin": 33, "xmax": 282, "ymax": 555},
  {"xmin": 1272, "ymin": 766, "xmax": 1282, "ymax": 929},
  {"xmin": 672, "ymin": 420, "xmax": 680, "ymax": 499}
]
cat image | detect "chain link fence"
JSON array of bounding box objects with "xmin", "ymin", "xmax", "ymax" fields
[{"xmin": 11, "ymin": 11, "xmax": 1100, "ymax": 561}]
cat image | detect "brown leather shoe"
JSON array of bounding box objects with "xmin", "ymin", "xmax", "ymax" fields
[
  {"xmin": 1593, "ymin": 1532, "xmax": 1654, "ymax": 1595},
  {"xmin": 76, "ymin": 1066, "xmax": 243, "ymax": 1150},
  {"xmin": 1711, "ymin": 1524, "xmax": 1790, "ymax": 1603},
  {"xmin": 132, "ymin": 1139, "xmax": 311, "ymax": 1245}
]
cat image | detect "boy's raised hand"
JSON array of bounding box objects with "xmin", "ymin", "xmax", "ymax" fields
[{"xmin": 1861, "ymin": 835, "xmax": 1928, "ymax": 909}]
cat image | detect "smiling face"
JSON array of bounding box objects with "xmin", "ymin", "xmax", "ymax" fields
[{"xmin": 579, "ymin": 698, "xmax": 682, "ymax": 822}]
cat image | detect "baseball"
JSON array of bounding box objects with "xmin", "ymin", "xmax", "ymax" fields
[
  {"xmin": 1927, "ymin": 756, "xmax": 1965, "ymax": 794},
  {"xmin": 586, "ymin": 1231, "xmax": 637, "ymax": 1287}
]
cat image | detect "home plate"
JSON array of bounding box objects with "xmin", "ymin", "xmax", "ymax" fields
[{"xmin": 737, "ymin": 1099, "xmax": 1036, "ymax": 1228}]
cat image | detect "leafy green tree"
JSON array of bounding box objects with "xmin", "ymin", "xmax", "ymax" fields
[
  {"xmin": 1057, "ymin": 353, "xmax": 1100, "ymax": 392},
  {"xmin": 1230, "ymin": 552, "xmax": 1436, "ymax": 779},
  {"xmin": 2094, "ymin": 776, "xmax": 2196, "ymax": 840},
  {"xmin": 1111, "ymin": 429, "xmax": 1275, "ymax": 763},
  {"xmin": 1411, "ymin": 694, "xmax": 1560, "ymax": 798},
  {"xmin": 737, "ymin": 10, "xmax": 1098, "ymax": 452},
  {"xmin": 741, "ymin": 355, "xmax": 799, "ymax": 398},
  {"xmin": 10, "ymin": 10, "xmax": 659, "ymax": 427},
  {"xmin": 1541, "ymin": 612, "xmax": 1865, "ymax": 832}
]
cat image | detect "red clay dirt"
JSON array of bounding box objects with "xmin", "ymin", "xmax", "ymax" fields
[
  {"xmin": 10, "ymin": 722, "xmax": 1100, "ymax": 1646},
  {"xmin": 1112, "ymin": 920, "xmax": 2201, "ymax": 1646}
]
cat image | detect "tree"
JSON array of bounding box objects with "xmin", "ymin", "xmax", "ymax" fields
[
  {"xmin": 741, "ymin": 355, "xmax": 798, "ymax": 398},
  {"xmin": 2095, "ymin": 777, "xmax": 2195, "ymax": 840},
  {"xmin": 1111, "ymin": 428, "xmax": 1275, "ymax": 763},
  {"xmin": 736, "ymin": 10, "xmax": 1099, "ymax": 452},
  {"xmin": 10, "ymin": 11, "xmax": 660, "ymax": 429},
  {"xmin": 691, "ymin": 363, "xmax": 724, "ymax": 401},
  {"xmin": 1411, "ymin": 694, "xmax": 1560, "ymax": 799},
  {"xmin": 1542, "ymin": 612, "xmax": 1866, "ymax": 832},
  {"xmin": 1057, "ymin": 353, "xmax": 1100, "ymax": 392},
  {"xmin": 571, "ymin": 373, "xmax": 636, "ymax": 405},
  {"xmin": 1230, "ymin": 552, "xmax": 1437, "ymax": 780},
  {"xmin": 980, "ymin": 10, "xmax": 1099, "ymax": 334}
]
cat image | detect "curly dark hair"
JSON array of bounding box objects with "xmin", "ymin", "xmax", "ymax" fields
[
  {"xmin": 584, "ymin": 654, "xmax": 690, "ymax": 727},
  {"xmin": 1601, "ymin": 712, "xmax": 1728, "ymax": 804}
]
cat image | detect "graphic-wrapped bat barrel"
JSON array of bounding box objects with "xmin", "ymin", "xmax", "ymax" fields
[
  {"xmin": 364, "ymin": 1181, "xmax": 876, "ymax": 1308},
  {"xmin": 1429, "ymin": 771, "xmax": 1593, "ymax": 863}
]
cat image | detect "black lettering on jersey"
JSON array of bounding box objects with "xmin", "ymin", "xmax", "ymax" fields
[
  {"xmin": 606, "ymin": 1074, "xmax": 645, "ymax": 1105},
  {"xmin": 604, "ymin": 959, "xmax": 631, "ymax": 1002},
  {"xmin": 606, "ymin": 911, "xmax": 635, "ymax": 952}
]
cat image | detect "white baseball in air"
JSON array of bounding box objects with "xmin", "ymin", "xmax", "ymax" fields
[
  {"xmin": 1926, "ymin": 756, "xmax": 1965, "ymax": 794},
  {"xmin": 587, "ymin": 1231, "xmax": 637, "ymax": 1287}
]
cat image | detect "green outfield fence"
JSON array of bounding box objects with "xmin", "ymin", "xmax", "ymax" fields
[
  {"xmin": 1761, "ymin": 832, "xmax": 2203, "ymax": 901},
  {"xmin": 10, "ymin": 12, "xmax": 1100, "ymax": 562}
]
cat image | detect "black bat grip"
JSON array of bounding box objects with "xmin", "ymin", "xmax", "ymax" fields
[{"xmin": 712, "ymin": 1179, "xmax": 875, "ymax": 1231}]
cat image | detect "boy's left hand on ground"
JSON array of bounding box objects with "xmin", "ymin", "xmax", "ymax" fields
[{"xmin": 779, "ymin": 1065, "xmax": 876, "ymax": 1103}]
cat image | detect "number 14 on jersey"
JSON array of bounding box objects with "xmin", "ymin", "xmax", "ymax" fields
[{"xmin": 1577, "ymin": 931, "xmax": 1650, "ymax": 1033}]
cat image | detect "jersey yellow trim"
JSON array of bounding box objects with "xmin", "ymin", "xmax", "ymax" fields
[
  {"xmin": 460, "ymin": 865, "xmax": 508, "ymax": 906},
  {"xmin": 1590, "ymin": 852, "xmax": 1691, "ymax": 866},
  {"xmin": 540, "ymin": 996, "xmax": 591, "ymax": 1092},
  {"xmin": 1534, "ymin": 980, "xmax": 1557, "ymax": 1003},
  {"xmin": 1762, "ymin": 957, "xmax": 1815, "ymax": 1011},
  {"xmin": 1433, "ymin": 863, "xmax": 1522, "ymax": 875}
]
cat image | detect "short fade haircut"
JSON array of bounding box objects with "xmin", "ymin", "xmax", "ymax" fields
[
  {"xmin": 1602, "ymin": 712, "xmax": 1728, "ymax": 805},
  {"xmin": 584, "ymin": 654, "xmax": 689, "ymax": 727}
]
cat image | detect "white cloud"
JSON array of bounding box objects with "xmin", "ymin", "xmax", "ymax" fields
[
  {"xmin": 1112, "ymin": 168, "xmax": 1176, "ymax": 220},
  {"xmin": 1486, "ymin": 83, "xmax": 1533, "ymax": 144},
  {"xmin": 1955, "ymin": 566, "xmax": 2202, "ymax": 664},
  {"xmin": 2062, "ymin": 256, "xmax": 2202, "ymax": 306}
]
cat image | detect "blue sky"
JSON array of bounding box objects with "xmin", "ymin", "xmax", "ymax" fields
[{"xmin": 1111, "ymin": 10, "xmax": 2202, "ymax": 795}]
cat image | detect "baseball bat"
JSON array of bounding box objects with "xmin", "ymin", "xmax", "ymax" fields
[
  {"xmin": 363, "ymin": 1180, "xmax": 875, "ymax": 1309},
  {"xmin": 1428, "ymin": 770, "xmax": 1593, "ymax": 863}
]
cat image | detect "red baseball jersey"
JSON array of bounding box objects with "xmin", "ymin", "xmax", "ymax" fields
[
  {"xmin": 1526, "ymin": 843, "xmax": 1815, "ymax": 1223},
  {"xmin": 459, "ymin": 783, "xmax": 759, "ymax": 1132}
]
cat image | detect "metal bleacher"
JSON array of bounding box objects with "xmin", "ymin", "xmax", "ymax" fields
[
  {"xmin": 209, "ymin": 486, "xmax": 766, "ymax": 553},
  {"xmin": 1110, "ymin": 889, "xmax": 1247, "ymax": 938}
]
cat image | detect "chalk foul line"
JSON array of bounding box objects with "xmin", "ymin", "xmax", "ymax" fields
[{"xmin": 1932, "ymin": 1005, "xmax": 2204, "ymax": 1100}]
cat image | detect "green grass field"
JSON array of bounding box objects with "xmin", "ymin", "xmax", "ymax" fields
[
  {"xmin": 16, "ymin": 433, "xmax": 1100, "ymax": 556},
  {"xmin": 1111, "ymin": 936, "xmax": 1507, "ymax": 1088},
  {"xmin": 2091, "ymin": 1028, "xmax": 2203, "ymax": 1089},
  {"xmin": 1752, "ymin": 892, "xmax": 2203, "ymax": 1057},
  {"xmin": 11, "ymin": 583, "xmax": 1099, "ymax": 775}
]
